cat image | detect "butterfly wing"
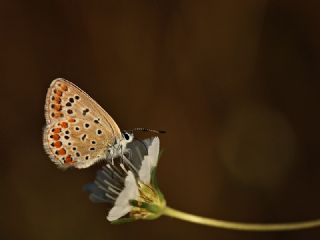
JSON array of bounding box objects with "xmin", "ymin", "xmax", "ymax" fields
[{"xmin": 43, "ymin": 78, "xmax": 122, "ymax": 169}]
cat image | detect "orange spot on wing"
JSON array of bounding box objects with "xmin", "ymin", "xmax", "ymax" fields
[
  {"xmin": 55, "ymin": 112, "xmax": 63, "ymax": 118},
  {"xmin": 68, "ymin": 118, "xmax": 76, "ymax": 123},
  {"xmin": 60, "ymin": 122, "xmax": 68, "ymax": 128},
  {"xmin": 58, "ymin": 148, "xmax": 66, "ymax": 155},
  {"xmin": 54, "ymin": 89, "xmax": 63, "ymax": 96},
  {"xmin": 53, "ymin": 128, "xmax": 61, "ymax": 133},
  {"xmin": 65, "ymin": 155, "xmax": 73, "ymax": 163},
  {"xmin": 54, "ymin": 96, "xmax": 61, "ymax": 104},
  {"xmin": 54, "ymin": 141, "xmax": 62, "ymax": 148},
  {"xmin": 61, "ymin": 84, "xmax": 68, "ymax": 91},
  {"xmin": 53, "ymin": 134, "xmax": 60, "ymax": 140},
  {"xmin": 54, "ymin": 104, "xmax": 62, "ymax": 111}
]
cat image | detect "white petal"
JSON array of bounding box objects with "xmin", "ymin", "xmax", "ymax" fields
[
  {"xmin": 107, "ymin": 171, "xmax": 139, "ymax": 221},
  {"xmin": 148, "ymin": 137, "xmax": 160, "ymax": 168},
  {"xmin": 138, "ymin": 137, "xmax": 160, "ymax": 184}
]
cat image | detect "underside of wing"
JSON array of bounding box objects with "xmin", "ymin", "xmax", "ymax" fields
[{"xmin": 43, "ymin": 78, "xmax": 122, "ymax": 169}]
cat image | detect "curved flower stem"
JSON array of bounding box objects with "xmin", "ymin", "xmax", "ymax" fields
[{"xmin": 163, "ymin": 207, "xmax": 320, "ymax": 231}]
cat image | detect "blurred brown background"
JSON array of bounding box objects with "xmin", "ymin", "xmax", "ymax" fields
[{"xmin": 1, "ymin": 0, "xmax": 320, "ymax": 239}]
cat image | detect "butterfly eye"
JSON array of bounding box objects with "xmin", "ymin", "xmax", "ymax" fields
[{"xmin": 123, "ymin": 132, "xmax": 130, "ymax": 141}]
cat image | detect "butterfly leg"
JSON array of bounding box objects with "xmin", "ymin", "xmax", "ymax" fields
[
  {"xmin": 122, "ymin": 153, "xmax": 138, "ymax": 175},
  {"xmin": 107, "ymin": 145, "xmax": 115, "ymax": 165},
  {"xmin": 125, "ymin": 148, "xmax": 133, "ymax": 163},
  {"xmin": 118, "ymin": 144, "xmax": 125, "ymax": 164}
]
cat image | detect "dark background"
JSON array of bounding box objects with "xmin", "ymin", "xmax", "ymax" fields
[{"xmin": 1, "ymin": 0, "xmax": 320, "ymax": 239}]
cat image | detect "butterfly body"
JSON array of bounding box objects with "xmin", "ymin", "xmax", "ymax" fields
[{"xmin": 43, "ymin": 78, "xmax": 133, "ymax": 169}]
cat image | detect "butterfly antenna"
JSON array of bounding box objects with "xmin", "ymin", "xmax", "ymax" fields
[{"xmin": 132, "ymin": 128, "xmax": 166, "ymax": 134}]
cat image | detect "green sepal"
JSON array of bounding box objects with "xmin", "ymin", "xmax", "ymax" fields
[
  {"xmin": 129, "ymin": 199, "xmax": 139, "ymax": 207},
  {"xmin": 129, "ymin": 200, "xmax": 162, "ymax": 214},
  {"xmin": 148, "ymin": 149, "xmax": 165, "ymax": 202},
  {"xmin": 158, "ymin": 149, "xmax": 164, "ymax": 160},
  {"xmin": 150, "ymin": 167, "xmax": 165, "ymax": 201},
  {"xmin": 150, "ymin": 167, "xmax": 159, "ymax": 189},
  {"xmin": 151, "ymin": 149, "xmax": 164, "ymax": 189}
]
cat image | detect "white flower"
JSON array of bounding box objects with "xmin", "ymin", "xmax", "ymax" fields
[{"xmin": 85, "ymin": 137, "xmax": 165, "ymax": 223}]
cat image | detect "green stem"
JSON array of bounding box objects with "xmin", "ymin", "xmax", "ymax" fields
[{"xmin": 163, "ymin": 207, "xmax": 320, "ymax": 231}]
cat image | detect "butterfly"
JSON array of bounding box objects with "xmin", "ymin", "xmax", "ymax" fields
[{"xmin": 43, "ymin": 78, "xmax": 136, "ymax": 169}]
